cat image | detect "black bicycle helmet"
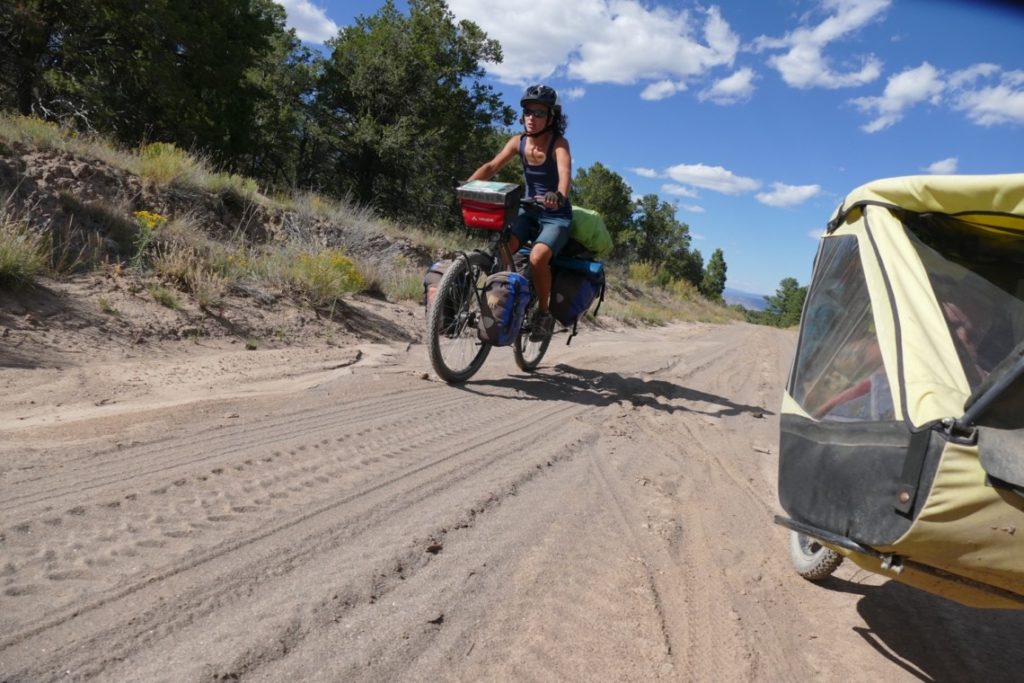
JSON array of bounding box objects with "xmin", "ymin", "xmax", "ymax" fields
[{"xmin": 520, "ymin": 84, "xmax": 560, "ymax": 114}]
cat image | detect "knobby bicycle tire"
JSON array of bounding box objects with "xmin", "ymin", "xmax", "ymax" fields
[
  {"xmin": 513, "ymin": 302, "xmax": 552, "ymax": 372},
  {"xmin": 427, "ymin": 253, "xmax": 492, "ymax": 383}
]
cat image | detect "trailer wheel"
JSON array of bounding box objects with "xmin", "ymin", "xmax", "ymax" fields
[{"xmin": 789, "ymin": 530, "xmax": 843, "ymax": 581}]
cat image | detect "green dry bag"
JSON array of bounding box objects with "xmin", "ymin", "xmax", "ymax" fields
[{"xmin": 570, "ymin": 207, "xmax": 613, "ymax": 259}]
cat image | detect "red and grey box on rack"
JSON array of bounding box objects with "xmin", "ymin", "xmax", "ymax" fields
[{"xmin": 456, "ymin": 180, "xmax": 523, "ymax": 231}]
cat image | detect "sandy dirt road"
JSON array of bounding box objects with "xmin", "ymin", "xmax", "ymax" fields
[{"xmin": 2, "ymin": 321, "xmax": 1024, "ymax": 682}]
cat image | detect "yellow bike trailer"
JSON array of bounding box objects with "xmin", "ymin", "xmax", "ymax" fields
[{"xmin": 775, "ymin": 173, "xmax": 1024, "ymax": 608}]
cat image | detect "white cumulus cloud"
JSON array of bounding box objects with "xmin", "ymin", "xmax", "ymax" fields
[
  {"xmin": 853, "ymin": 62, "xmax": 944, "ymax": 132},
  {"xmin": 754, "ymin": 0, "xmax": 889, "ymax": 89},
  {"xmin": 756, "ymin": 182, "xmax": 821, "ymax": 207},
  {"xmin": 631, "ymin": 167, "xmax": 659, "ymax": 178},
  {"xmin": 699, "ymin": 67, "xmax": 756, "ymax": 105},
  {"xmin": 447, "ymin": 0, "xmax": 739, "ymax": 88},
  {"xmin": 852, "ymin": 62, "xmax": 1024, "ymax": 132},
  {"xmin": 278, "ymin": 0, "xmax": 338, "ymax": 43},
  {"xmin": 948, "ymin": 63, "xmax": 1000, "ymax": 89},
  {"xmin": 563, "ymin": 87, "xmax": 587, "ymax": 101},
  {"xmin": 569, "ymin": 4, "xmax": 738, "ymax": 84},
  {"xmin": 661, "ymin": 184, "xmax": 700, "ymax": 198},
  {"xmin": 641, "ymin": 80, "xmax": 687, "ymax": 101},
  {"xmin": 952, "ymin": 68, "xmax": 1024, "ymax": 126},
  {"xmin": 664, "ymin": 163, "xmax": 760, "ymax": 195},
  {"xmin": 924, "ymin": 157, "xmax": 958, "ymax": 174},
  {"xmin": 681, "ymin": 205, "xmax": 706, "ymax": 214}
]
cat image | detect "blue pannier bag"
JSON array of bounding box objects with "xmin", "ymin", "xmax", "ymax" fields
[
  {"xmin": 477, "ymin": 271, "xmax": 530, "ymax": 347},
  {"xmin": 549, "ymin": 257, "xmax": 605, "ymax": 345}
]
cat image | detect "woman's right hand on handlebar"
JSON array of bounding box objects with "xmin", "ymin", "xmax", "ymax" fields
[
  {"xmin": 521, "ymin": 194, "xmax": 563, "ymax": 210},
  {"xmin": 541, "ymin": 190, "xmax": 565, "ymax": 209}
]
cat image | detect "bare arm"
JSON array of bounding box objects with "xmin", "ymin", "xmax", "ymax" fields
[
  {"xmin": 814, "ymin": 378, "xmax": 871, "ymax": 418},
  {"xmin": 468, "ymin": 136, "xmax": 520, "ymax": 181},
  {"xmin": 554, "ymin": 138, "xmax": 572, "ymax": 198}
]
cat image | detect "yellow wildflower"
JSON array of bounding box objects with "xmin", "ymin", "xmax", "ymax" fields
[{"xmin": 133, "ymin": 210, "xmax": 166, "ymax": 231}]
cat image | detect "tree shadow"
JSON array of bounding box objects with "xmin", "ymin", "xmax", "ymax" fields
[
  {"xmin": 805, "ymin": 575, "xmax": 1024, "ymax": 682},
  {"xmin": 320, "ymin": 299, "xmax": 420, "ymax": 344},
  {"xmin": 462, "ymin": 362, "xmax": 771, "ymax": 418},
  {"xmin": 0, "ymin": 281, "xmax": 89, "ymax": 369},
  {"xmin": 857, "ymin": 580, "xmax": 1024, "ymax": 682}
]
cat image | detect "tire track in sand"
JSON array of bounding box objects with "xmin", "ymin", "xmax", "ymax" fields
[{"xmin": 0, "ymin": 384, "xmax": 587, "ymax": 680}]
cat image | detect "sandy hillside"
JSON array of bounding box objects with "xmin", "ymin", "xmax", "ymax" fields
[{"xmin": 3, "ymin": 299, "xmax": 1024, "ymax": 682}]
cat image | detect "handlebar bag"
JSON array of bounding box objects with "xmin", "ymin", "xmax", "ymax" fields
[{"xmin": 478, "ymin": 271, "xmax": 530, "ymax": 346}]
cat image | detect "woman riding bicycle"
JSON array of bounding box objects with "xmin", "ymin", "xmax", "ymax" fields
[{"xmin": 467, "ymin": 84, "xmax": 572, "ymax": 341}]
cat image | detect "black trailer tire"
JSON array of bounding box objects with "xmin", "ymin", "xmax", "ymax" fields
[{"xmin": 789, "ymin": 530, "xmax": 843, "ymax": 581}]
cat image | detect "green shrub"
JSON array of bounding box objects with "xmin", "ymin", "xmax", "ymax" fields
[
  {"xmin": 668, "ymin": 278, "xmax": 701, "ymax": 301},
  {"xmin": 288, "ymin": 249, "xmax": 365, "ymax": 307},
  {"xmin": 138, "ymin": 142, "xmax": 202, "ymax": 184},
  {"xmin": 627, "ymin": 260, "xmax": 661, "ymax": 287}
]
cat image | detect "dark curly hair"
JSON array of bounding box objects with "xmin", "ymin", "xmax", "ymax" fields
[{"xmin": 551, "ymin": 111, "xmax": 569, "ymax": 137}]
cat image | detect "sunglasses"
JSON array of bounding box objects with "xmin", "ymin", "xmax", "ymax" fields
[{"xmin": 523, "ymin": 108, "xmax": 549, "ymax": 119}]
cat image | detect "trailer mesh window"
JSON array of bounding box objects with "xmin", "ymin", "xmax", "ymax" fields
[
  {"xmin": 904, "ymin": 212, "xmax": 1024, "ymax": 393},
  {"xmin": 790, "ymin": 235, "xmax": 893, "ymax": 421}
]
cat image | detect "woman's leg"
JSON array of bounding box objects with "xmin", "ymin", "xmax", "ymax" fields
[
  {"xmin": 530, "ymin": 243, "xmax": 554, "ymax": 312},
  {"xmin": 531, "ymin": 215, "xmax": 572, "ymax": 312}
]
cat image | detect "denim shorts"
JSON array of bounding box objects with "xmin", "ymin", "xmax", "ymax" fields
[{"xmin": 511, "ymin": 210, "xmax": 571, "ymax": 255}]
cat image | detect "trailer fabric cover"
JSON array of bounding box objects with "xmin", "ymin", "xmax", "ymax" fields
[
  {"xmin": 781, "ymin": 173, "xmax": 1024, "ymax": 608},
  {"xmin": 828, "ymin": 174, "xmax": 1024, "ymax": 427}
]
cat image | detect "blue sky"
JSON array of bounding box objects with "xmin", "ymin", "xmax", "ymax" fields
[{"xmin": 278, "ymin": 0, "xmax": 1024, "ymax": 295}]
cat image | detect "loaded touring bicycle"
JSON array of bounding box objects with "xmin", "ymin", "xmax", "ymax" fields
[
  {"xmin": 775, "ymin": 174, "xmax": 1024, "ymax": 608},
  {"xmin": 424, "ymin": 180, "xmax": 610, "ymax": 384}
]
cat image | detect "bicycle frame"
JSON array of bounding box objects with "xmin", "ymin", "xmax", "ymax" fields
[{"xmin": 426, "ymin": 194, "xmax": 551, "ymax": 383}]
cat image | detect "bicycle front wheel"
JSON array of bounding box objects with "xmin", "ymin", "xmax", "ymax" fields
[
  {"xmin": 427, "ymin": 253, "xmax": 492, "ymax": 383},
  {"xmin": 513, "ymin": 305, "xmax": 552, "ymax": 372}
]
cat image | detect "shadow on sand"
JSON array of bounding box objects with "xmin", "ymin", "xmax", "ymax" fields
[
  {"xmin": 462, "ymin": 362, "xmax": 771, "ymax": 418},
  {"xmin": 803, "ymin": 575, "xmax": 1024, "ymax": 682}
]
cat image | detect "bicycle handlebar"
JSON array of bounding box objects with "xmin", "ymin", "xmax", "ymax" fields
[{"xmin": 521, "ymin": 195, "xmax": 568, "ymax": 210}]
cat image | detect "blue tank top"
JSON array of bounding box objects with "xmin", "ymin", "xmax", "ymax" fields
[{"xmin": 519, "ymin": 135, "xmax": 572, "ymax": 218}]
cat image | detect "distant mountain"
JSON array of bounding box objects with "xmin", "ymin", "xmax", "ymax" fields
[{"xmin": 723, "ymin": 287, "xmax": 767, "ymax": 311}]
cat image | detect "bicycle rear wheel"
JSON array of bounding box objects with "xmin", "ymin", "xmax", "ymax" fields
[
  {"xmin": 513, "ymin": 304, "xmax": 552, "ymax": 372},
  {"xmin": 427, "ymin": 253, "xmax": 492, "ymax": 383}
]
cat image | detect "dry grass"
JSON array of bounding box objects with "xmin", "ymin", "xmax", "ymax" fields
[
  {"xmin": 148, "ymin": 283, "xmax": 180, "ymax": 309},
  {"xmin": 603, "ymin": 264, "xmax": 743, "ymax": 326},
  {"xmin": 0, "ymin": 112, "xmax": 742, "ymax": 327},
  {"xmin": 137, "ymin": 142, "xmax": 260, "ymax": 201},
  {"xmin": 0, "ymin": 114, "xmax": 137, "ymax": 172},
  {"xmin": 0, "ymin": 204, "xmax": 47, "ymax": 287},
  {"xmin": 358, "ymin": 256, "xmax": 425, "ymax": 303}
]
